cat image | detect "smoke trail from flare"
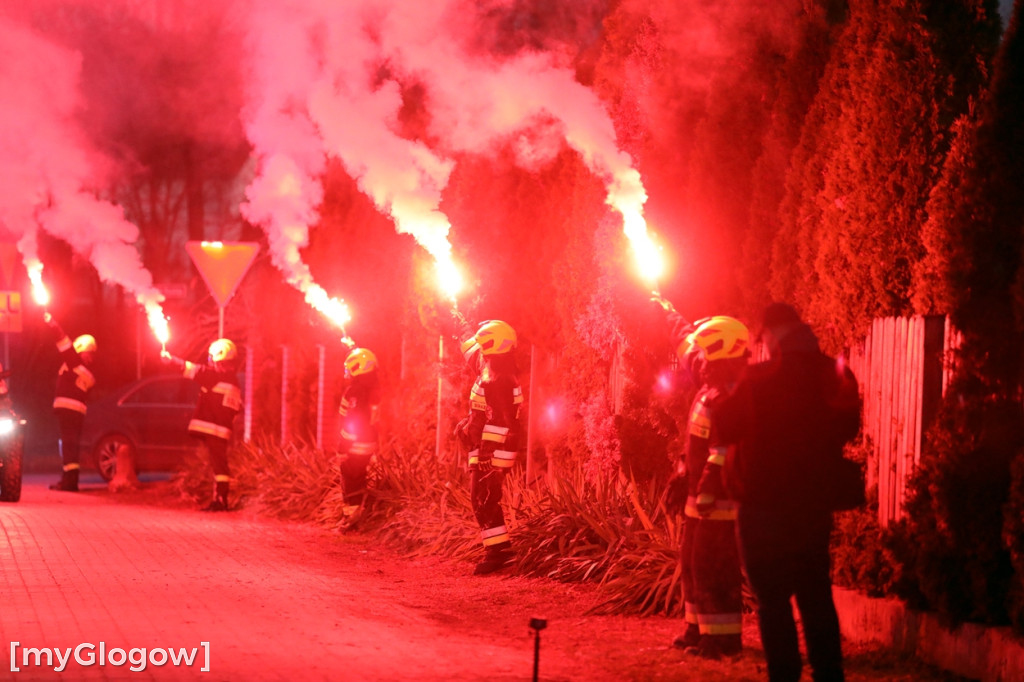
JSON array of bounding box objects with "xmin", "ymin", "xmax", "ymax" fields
[
  {"xmin": 376, "ymin": 5, "xmax": 662, "ymax": 286},
  {"xmin": 242, "ymin": 0, "xmax": 657, "ymax": 304},
  {"xmin": 0, "ymin": 16, "xmax": 168, "ymax": 338},
  {"xmin": 242, "ymin": 0, "xmax": 458, "ymax": 322}
]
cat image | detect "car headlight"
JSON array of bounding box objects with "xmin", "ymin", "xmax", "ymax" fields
[{"xmin": 0, "ymin": 418, "xmax": 15, "ymax": 436}]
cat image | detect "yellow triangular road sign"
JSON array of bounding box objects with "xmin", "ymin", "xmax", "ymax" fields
[{"xmin": 185, "ymin": 241, "xmax": 259, "ymax": 308}]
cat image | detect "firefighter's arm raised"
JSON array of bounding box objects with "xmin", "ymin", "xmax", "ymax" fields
[
  {"xmin": 160, "ymin": 350, "xmax": 187, "ymax": 373},
  {"xmin": 43, "ymin": 311, "xmax": 64, "ymax": 341}
]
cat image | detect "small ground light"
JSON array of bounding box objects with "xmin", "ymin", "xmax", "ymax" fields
[{"xmin": 529, "ymin": 617, "xmax": 547, "ymax": 682}]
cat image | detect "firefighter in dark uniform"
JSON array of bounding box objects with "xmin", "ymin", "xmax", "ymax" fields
[
  {"xmin": 338, "ymin": 346, "xmax": 381, "ymax": 524},
  {"xmin": 162, "ymin": 339, "xmax": 242, "ymax": 511},
  {"xmin": 45, "ymin": 311, "xmax": 96, "ymax": 492},
  {"xmin": 655, "ymin": 298, "xmax": 748, "ymax": 658},
  {"xmin": 454, "ymin": 319, "xmax": 523, "ymax": 575}
]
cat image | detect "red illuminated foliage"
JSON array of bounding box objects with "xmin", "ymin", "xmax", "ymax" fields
[
  {"xmin": 893, "ymin": 0, "xmax": 1024, "ymax": 631},
  {"xmin": 771, "ymin": 0, "xmax": 993, "ymax": 350}
]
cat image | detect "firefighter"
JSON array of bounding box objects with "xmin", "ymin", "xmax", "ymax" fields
[
  {"xmin": 655, "ymin": 298, "xmax": 748, "ymax": 658},
  {"xmin": 162, "ymin": 339, "xmax": 242, "ymax": 511},
  {"xmin": 454, "ymin": 319, "xmax": 523, "ymax": 575},
  {"xmin": 44, "ymin": 312, "xmax": 96, "ymax": 492},
  {"xmin": 337, "ymin": 346, "xmax": 381, "ymax": 525}
]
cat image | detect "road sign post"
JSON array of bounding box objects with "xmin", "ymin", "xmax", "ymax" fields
[{"xmin": 185, "ymin": 241, "xmax": 259, "ymax": 337}]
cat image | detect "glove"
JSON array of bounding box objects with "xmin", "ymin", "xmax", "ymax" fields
[
  {"xmin": 340, "ymin": 335, "xmax": 356, "ymax": 350},
  {"xmin": 43, "ymin": 311, "xmax": 55, "ymax": 326},
  {"xmin": 651, "ymin": 294, "xmax": 676, "ymax": 314},
  {"xmin": 161, "ymin": 351, "xmax": 185, "ymax": 370},
  {"xmin": 664, "ymin": 470, "xmax": 688, "ymax": 515},
  {"xmin": 454, "ymin": 416, "xmax": 472, "ymax": 449},
  {"xmin": 695, "ymin": 492, "xmax": 716, "ymax": 518}
]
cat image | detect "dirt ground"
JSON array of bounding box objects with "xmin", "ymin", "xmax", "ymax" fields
[{"xmin": 109, "ymin": 481, "xmax": 964, "ymax": 682}]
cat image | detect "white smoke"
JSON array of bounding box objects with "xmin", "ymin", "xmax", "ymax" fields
[
  {"xmin": 0, "ymin": 15, "xmax": 167, "ymax": 333},
  {"xmin": 241, "ymin": 0, "xmax": 655, "ymax": 312}
]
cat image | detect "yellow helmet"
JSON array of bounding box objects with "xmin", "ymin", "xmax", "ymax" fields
[
  {"xmin": 471, "ymin": 320, "xmax": 517, "ymax": 356},
  {"xmin": 344, "ymin": 348, "xmax": 378, "ymax": 376},
  {"xmin": 684, "ymin": 316, "xmax": 749, "ymax": 361},
  {"xmin": 208, "ymin": 338, "xmax": 237, "ymax": 364},
  {"xmin": 74, "ymin": 334, "xmax": 97, "ymax": 355}
]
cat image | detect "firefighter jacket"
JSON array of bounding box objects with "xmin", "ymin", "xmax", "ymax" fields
[
  {"xmin": 462, "ymin": 367, "xmax": 523, "ymax": 469},
  {"xmin": 182, "ymin": 362, "xmax": 241, "ymax": 442},
  {"xmin": 683, "ymin": 385, "xmax": 736, "ymax": 521},
  {"xmin": 51, "ymin": 329, "xmax": 95, "ymax": 415},
  {"xmin": 339, "ymin": 373, "xmax": 381, "ymax": 456},
  {"xmin": 716, "ymin": 322, "xmax": 861, "ymax": 512}
]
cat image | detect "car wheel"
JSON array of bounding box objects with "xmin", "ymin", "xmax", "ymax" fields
[
  {"xmin": 93, "ymin": 434, "xmax": 135, "ymax": 482},
  {"xmin": 0, "ymin": 433, "xmax": 23, "ymax": 502}
]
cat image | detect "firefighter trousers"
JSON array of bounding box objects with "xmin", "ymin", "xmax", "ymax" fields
[
  {"xmin": 690, "ymin": 517, "xmax": 743, "ymax": 652},
  {"xmin": 56, "ymin": 408, "xmax": 84, "ymax": 467},
  {"xmin": 681, "ymin": 516, "xmax": 700, "ymax": 636},
  {"xmin": 340, "ymin": 453, "xmax": 374, "ymax": 506},
  {"xmin": 470, "ymin": 467, "xmax": 510, "ymax": 554},
  {"xmin": 197, "ymin": 435, "xmax": 231, "ymax": 502}
]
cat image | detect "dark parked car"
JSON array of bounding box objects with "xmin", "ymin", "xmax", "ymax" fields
[{"xmin": 80, "ymin": 374, "xmax": 200, "ymax": 480}]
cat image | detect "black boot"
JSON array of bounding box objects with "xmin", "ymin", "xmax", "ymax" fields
[
  {"xmin": 202, "ymin": 480, "xmax": 230, "ymax": 511},
  {"xmin": 672, "ymin": 624, "xmax": 701, "ymax": 650},
  {"xmin": 473, "ymin": 545, "xmax": 514, "ymax": 575},
  {"xmin": 685, "ymin": 634, "xmax": 742, "ymax": 659},
  {"xmin": 49, "ymin": 466, "xmax": 79, "ymax": 492}
]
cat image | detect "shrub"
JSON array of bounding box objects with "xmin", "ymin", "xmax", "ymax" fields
[
  {"xmin": 176, "ymin": 436, "xmax": 688, "ymax": 617},
  {"xmin": 887, "ymin": 384, "xmax": 1018, "ymax": 628}
]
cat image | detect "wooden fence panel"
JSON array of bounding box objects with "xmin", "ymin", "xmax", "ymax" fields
[{"xmin": 854, "ymin": 315, "xmax": 951, "ymax": 527}]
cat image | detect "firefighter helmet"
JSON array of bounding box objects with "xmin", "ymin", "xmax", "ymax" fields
[
  {"xmin": 208, "ymin": 338, "xmax": 237, "ymax": 365},
  {"xmin": 684, "ymin": 316, "xmax": 749, "ymax": 361},
  {"xmin": 344, "ymin": 348, "xmax": 378, "ymax": 377},
  {"xmin": 473, "ymin": 320, "xmax": 516, "ymax": 355},
  {"xmin": 74, "ymin": 334, "xmax": 97, "ymax": 355},
  {"xmin": 674, "ymin": 316, "xmax": 710, "ymax": 360}
]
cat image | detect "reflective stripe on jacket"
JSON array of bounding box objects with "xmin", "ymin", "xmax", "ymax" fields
[{"xmin": 184, "ymin": 362, "xmax": 241, "ymax": 441}]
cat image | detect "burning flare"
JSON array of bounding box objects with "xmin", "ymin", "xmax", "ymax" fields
[
  {"xmin": 435, "ymin": 253, "xmax": 462, "ymax": 303},
  {"xmin": 146, "ymin": 301, "xmax": 169, "ymax": 348},
  {"xmin": 1, "ymin": 18, "xmax": 169, "ymax": 350},
  {"xmin": 304, "ymin": 284, "xmax": 352, "ymax": 330},
  {"xmin": 25, "ymin": 258, "xmax": 50, "ymax": 307}
]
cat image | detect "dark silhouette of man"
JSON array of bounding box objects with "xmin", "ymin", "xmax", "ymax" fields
[{"xmin": 716, "ymin": 303, "xmax": 861, "ymax": 682}]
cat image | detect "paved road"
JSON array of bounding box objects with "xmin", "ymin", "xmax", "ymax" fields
[
  {"xmin": 0, "ymin": 476, "xmax": 529, "ymax": 682},
  {"xmin": 0, "ymin": 477, "xmax": 967, "ymax": 682}
]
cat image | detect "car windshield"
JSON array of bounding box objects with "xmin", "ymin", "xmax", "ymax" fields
[{"xmin": 120, "ymin": 379, "xmax": 197, "ymax": 406}]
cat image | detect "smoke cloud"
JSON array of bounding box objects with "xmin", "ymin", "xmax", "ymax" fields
[
  {"xmin": 0, "ymin": 14, "xmax": 166, "ymax": 334},
  {"xmin": 240, "ymin": 0, "xmax": 656, "ymax": 313}
]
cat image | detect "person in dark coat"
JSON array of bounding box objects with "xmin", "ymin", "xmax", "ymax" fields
[{"xmin": 716, "ymin": 302, "xmax": 862, "ymax": 682}]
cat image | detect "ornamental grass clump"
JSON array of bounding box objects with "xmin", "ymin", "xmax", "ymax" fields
[
  {"xmin": 172, "ymin": 437, "xmax": 338, "ymax": 522},
  {"xmin": 176, "ymin": 437, "xmax": 686, "ymax": 616},
  {"xmin": 506, "ymin": 470, "xmax": 683, "ymax": 616}
]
